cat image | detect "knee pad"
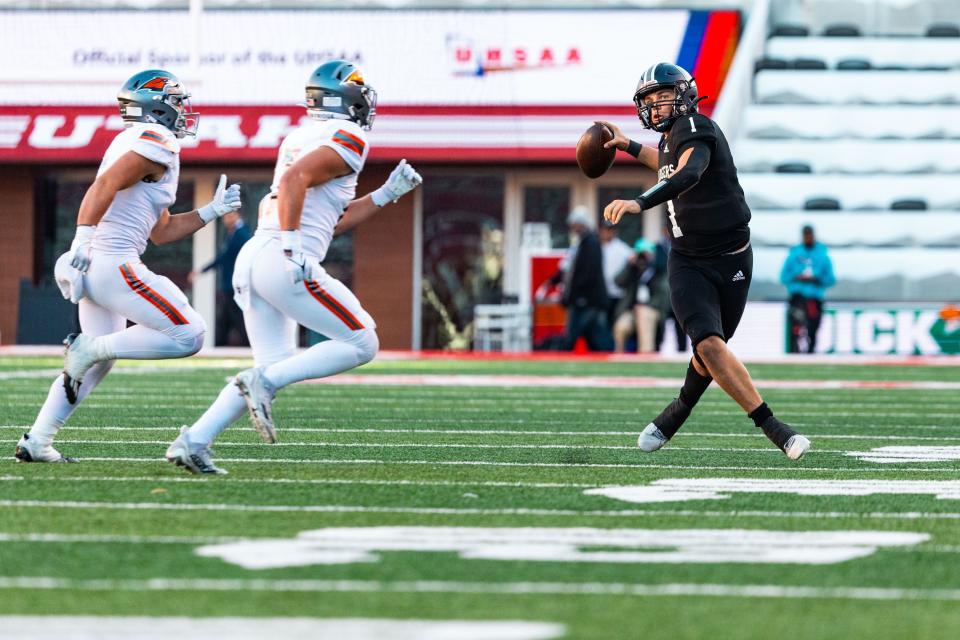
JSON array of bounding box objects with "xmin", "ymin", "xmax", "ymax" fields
[
  {"xmin": 167, "ymin": 321, "xmax": 206, "ymax": 356},
  {"xmin": 350, "ymin": 328, "xmax": 379, "ymax": 365}
]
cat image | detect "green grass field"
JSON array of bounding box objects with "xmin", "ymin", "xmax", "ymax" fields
[{"xmin": 1, "ymin": 354, "xmax": 960, "ymax": 639}]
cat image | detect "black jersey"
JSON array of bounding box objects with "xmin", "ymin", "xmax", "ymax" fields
[{"xmin": 657, "ymin": 113, "xmax": 751, "ymax": 257}]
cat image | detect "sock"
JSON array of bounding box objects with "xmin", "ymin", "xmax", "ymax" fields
[
  {"xmin": 188, "ymin": 381, "xmax": 248, "ymax": 447},
  {"xmin": 654, "ymin": 362, "xmax": 712, "ymax": 439},
  {"xmin": 28, "ymin": 360, "xmax": 115, "ymax": 447},
  {"xmin": 749, "ymin": 402, "xmax": 774, "ymax": 428},
  {"xmin": 678, "ymin": 360, "xmax": 712, "ymax": 408},
  {"xmin": 264, "ymin": 339, "xmax": 365, "ymax": 390}
]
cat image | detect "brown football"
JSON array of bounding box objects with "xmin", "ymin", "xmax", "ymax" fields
[{"xmin": 576, "ymin": 123, "xmax": 616, "ymax": 179}]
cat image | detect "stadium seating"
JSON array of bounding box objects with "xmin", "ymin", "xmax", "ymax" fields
[
  {"xmin": 740, "ymin": 175, "xmax": 960, "ymax": 210},
  {"xmin": 755, "ymin": 71, "xmax": 960, "ymax": 104},
  {"xmin": 737, "ymin": 141, "xmax": 960, "ymax": 173},
  {"xmin": 766, "ymin": 37, "xmax": 960, "ymax": 69},
  {"xmin": 741, "ymin": 105, "xmax": 960, "ymax": 139},
  {"xmin": 733, "ymin": 2, "xmax": 960, "ymax": 301}
]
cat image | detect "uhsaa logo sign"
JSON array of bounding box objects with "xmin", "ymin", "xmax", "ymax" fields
[{"xmin": 818, "ymin": 307, "xmax": 954, "ymax": 355}]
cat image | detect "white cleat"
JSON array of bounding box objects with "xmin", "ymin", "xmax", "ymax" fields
[
  {"xmin": 235, "ymin": 367, "xmax": 278, "ymax": 444},
  {"xmin": 784, "ymin": 434, "xmax": 811, "ymax": 460},
  {"xmin": 14, "ymin": 433, "xmax": 76, "ymax": 463},
  {"xmin": 637, "ymin": 423, "xmax": 668, "ymax": 453},
  {"xmin": 62, "ymin": 333, "xmax": 101, "ymax": 404},
  {"xmin": 165, "ymin": 426, "xmax": 227, "ymax": 475}
]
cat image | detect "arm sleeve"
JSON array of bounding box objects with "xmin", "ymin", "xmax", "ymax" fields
[
  {"xmin": 818, "ymin": 252, "xmax": 837, "ymax": 288},
  {"xmin": 780, "ymin": 251, "xmax": 798, "ymax": 286},
  {"xmin": 635, "ymin": 142, "xmax": 711, "ymax": 209}
]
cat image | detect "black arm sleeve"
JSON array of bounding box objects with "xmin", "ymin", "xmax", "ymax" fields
[{"xmin": 635, "ymin": 141, "xmax": 712, "ymax": 210}]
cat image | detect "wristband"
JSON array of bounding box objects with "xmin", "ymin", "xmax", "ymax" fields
[
  {"xmin": 626, "ymin": 139, "xmax": 643, "ymax": 158},
  {"xmin": 280, "ymin": 229, "xmax": 302, "ymax": 254}
]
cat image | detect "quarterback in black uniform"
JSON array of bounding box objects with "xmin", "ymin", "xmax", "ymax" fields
[{"xmin": 600, "ymin": 62, "xmax": 810, "ymax": 460}]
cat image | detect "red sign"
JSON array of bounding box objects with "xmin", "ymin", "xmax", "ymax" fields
[{"xmin": 0, "ymin": 105, "xmax": 646, "ymax": 165}]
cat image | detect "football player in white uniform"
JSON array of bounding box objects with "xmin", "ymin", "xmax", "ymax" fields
[
  {"xmin": 165, "ymin": 60, "xmax": 422, "ymax": 474},
  {"xmin": 15, "ymin": 69, "xmax": 242, "ymax": 464}
]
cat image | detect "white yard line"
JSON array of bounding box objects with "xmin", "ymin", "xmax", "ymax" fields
[
  {"xmin": 9, "ymin": 455, "xmax": 960, "ymax": 473},
  {"xmin": 2, "ymin": 499, "xmax": 960, "ymax": 521},
  {"xmin": 3, "ymin": 425, "xmax": 959, "ymax": 441},
  {"xmin": 3, "ymin": 368, "xmax": 959, "ymax": 391},
  {"xmin": 44, "ymin": 440, "xmax": 876, "ymax": 456},
  {"xmin": 0, "ymin": 576, "xmax": 959, "ymax": 602},
  {"xmin": 0, "ymin": 475, "xmax": 597, "ymax": 489}
]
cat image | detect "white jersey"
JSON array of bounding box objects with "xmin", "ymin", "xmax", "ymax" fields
[
  {"xmin": 259, "ymin": 118, "xmax": 369, "ymax": 260},
  {"xmin": 91, "ymin": 123, "xmax": 180, "ymax": 256}
]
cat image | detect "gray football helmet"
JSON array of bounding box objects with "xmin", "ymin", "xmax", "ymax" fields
[
  {"xmin": 304, "ymin": 60, "xmax": 377, "ymax": 130},
  {"xmin": 633, "ymin": 63, "xmax": 701, "ymax": 132},
  {"xmin": 117, "ymin": 69, "xmax": 198, "ymax": 138}
]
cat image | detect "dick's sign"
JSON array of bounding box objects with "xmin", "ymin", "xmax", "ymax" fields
[{"xmin": 817, "ymin": 306, "xmax": 960, "ymax": 355}]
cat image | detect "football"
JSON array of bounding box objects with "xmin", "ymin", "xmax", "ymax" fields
[{"xmin": 576, "ymin": 123, "xmax": 616, "ymax": 179}]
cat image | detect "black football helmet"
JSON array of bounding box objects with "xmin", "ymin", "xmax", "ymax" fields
[
  {"xmin": 633, "ymin": 63, "xmax": 701, "ymax": 132},
  {"xmin": 304, "ymin": 60, "xmax": 377, "ymax": 130}
]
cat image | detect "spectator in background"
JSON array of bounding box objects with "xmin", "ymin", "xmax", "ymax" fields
[
  {"xmin": 653, "ymin": 221, "xmax": 687, "ymax": 353},
  {"xmin": 536, "ymin": 207, "xmax": 613, "ymax": 351},
  {"xmin": 612, "ymin": 238, "xmax": 660, "ymax": 353},
  {"xmin": 599, "ymin": 219, "xmax": 634, "ymax": 328},
  {"xmin": 189, "ymin": 211, "xmax": 252, "ymax": 346},
  {"xmin": 780, "ymin": 224, "xmax": 836, "ymax": 353}
]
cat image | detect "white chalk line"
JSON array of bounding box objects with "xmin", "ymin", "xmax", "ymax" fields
[
  {"xmin": 3, "ymin": 499, "xmax": 960, "ymax": 521},
  {"xmin": 2, "ymin": 425, "xmax": 959, "ymax": 441},
  {"xmin": 0, "ymin": 475, "xmax": 595, "ymax": 489},
  {"xmin": 7, "ymin": 455, "xmax": 959, "ymax": 473},
  {"xmin": 2, "ymin": 576, "xmax": 960, "ymax": 601},
  {"xmin": 35, "ymin": 439, "xmax": 884, "ymax": 457}
]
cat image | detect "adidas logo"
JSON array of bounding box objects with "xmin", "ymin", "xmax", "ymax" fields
[{"xmin": 732, "ymin": 270, "xmax": 745, "ymax": 282}]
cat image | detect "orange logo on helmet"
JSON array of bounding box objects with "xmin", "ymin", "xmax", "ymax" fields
[
  {"xmin": 345, "ymin": 70, "xmax": 365, "ymax": 85},
  {"xmin": 141, "ymin": 77, "xmax": 169, "ymax": 90}
]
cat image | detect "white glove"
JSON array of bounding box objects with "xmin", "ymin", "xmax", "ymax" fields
[
  {"xmin": 281, "ymin": 230, "xmax": 317, "ymax": 286},
  {"xmin": 55, "ymin": 251, "xmax": 85, "ymax": 304},
  {"xmin": 197, "ymin": 174, "xmax": 242, "ymax": 224},
  {"xmin": 69, "ymin": 225, "xmax": 96, "ymax": 272},
  {"xmin": 371, "ymin": 159, "xmax": 422, "ymax": 207}
]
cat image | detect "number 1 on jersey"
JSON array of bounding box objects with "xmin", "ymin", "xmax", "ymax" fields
[{"xmin": 688, "ymin": 116, "xmax": 697, "ymax": 133}]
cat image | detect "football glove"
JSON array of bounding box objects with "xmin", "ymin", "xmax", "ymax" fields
[
  {"xmin": 197, "ymin": 174, "xmax": 242, "ymax": 224},
  {"xmin": 281, "ymin": 229, "xmax": 317, "ymax": 286},
  {"xmin": 68, "ymin": 224, "xmax": 96, "ymax": 272},
  {"xmin": 371, "ymin": 159, "xmax": 423, "ymax": 207}
]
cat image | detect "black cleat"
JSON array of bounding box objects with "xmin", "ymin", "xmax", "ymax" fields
[{"xmin": 760, "ymin": 417, "xmax": 811, "ymax": 460}]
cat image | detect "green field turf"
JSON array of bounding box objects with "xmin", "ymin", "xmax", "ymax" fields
[{"xmin": 1, "ymin": 355, "xmax": 959, "ymax": 639}]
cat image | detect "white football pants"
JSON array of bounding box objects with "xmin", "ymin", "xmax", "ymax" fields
[
  {"xmin": 28, "ymin": 253, "xmax": 206, "ymax": 446},
  {"xmin": 188, "ymin": 235, "xmax": 379, "ymax": 446}
]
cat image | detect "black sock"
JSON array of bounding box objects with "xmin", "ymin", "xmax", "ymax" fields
[
  {"xmin": 678, "ymin": 361, "xmax": 712, "ymax": 409},
  {"xmin": 655, "ymin": 362, "xmax": 712, "ymax": 439},
  {"xmin": 749, "ymin": 402, "xmax": 773, "ymax": 428}
]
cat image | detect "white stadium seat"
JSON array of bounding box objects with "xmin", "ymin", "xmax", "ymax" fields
[
  {"xmin": 736, "ymin": 140, "xmax": 960, "ymax": 173},
  {"xmin": 771, "ymin": 0, "xmax": 958, "ymax": 37},
  {"xmin": 755, "ymin": 70, "xmax": 960, "ymax": 104},
  {"xmin": 741, "ymin": 105, "xmax": 960, "ymax": 139},
  {"xmin": 766, "ymin": 37, "xmax": 960, "ymax": 68},
  {"xmin": 739, "ymin": 175, "xmax": 960, "ymax": 210},
  {"xmin": 753, "ymin": 246, "xmax": 960, "ymax": 281},
  {"xmin": 749, "ymin": 211, "xmax": 960, "ymax": 246}
]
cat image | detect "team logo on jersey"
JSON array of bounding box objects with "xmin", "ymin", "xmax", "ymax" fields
[{"xmin": 140, "ymin": 76, "xmax": 170, "ymax": 91}]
